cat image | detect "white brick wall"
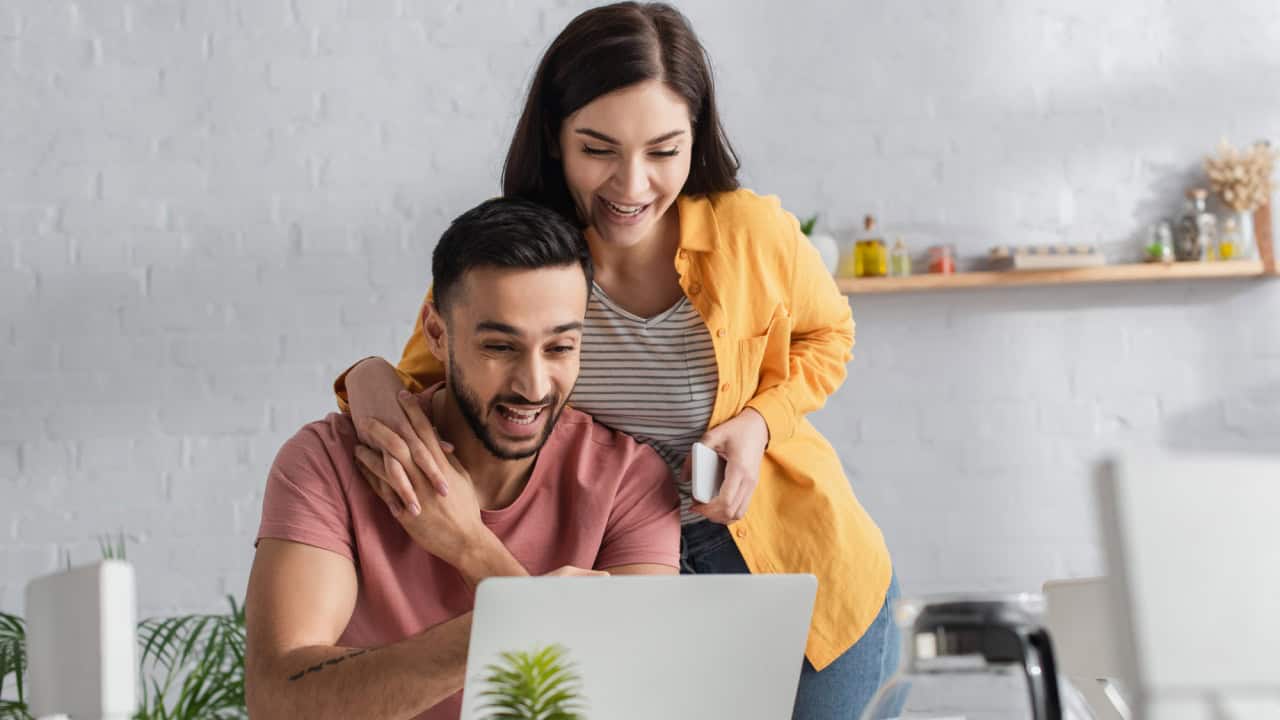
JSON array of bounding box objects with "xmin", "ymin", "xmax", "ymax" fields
[{"xmin": 3, "ymin": 0, "xmax": 1279, "ymax": 615}]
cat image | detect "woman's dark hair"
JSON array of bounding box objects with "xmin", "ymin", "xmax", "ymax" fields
[
  {"xmin": 432, "ymin": 197, "xmax": 592, "ymax": 315},
  {"xmin": 502, "ymin": 2, "xmax": 740, "ymax": 225}
]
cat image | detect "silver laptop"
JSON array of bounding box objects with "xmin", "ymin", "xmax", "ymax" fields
[{"xmin": 460, "ymin": 574, "xmax": 817, "ymax": 720}]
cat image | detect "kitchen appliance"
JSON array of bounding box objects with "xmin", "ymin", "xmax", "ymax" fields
[{"xmin": 863, "ymin": 593, "xmax": 1093, "ymax": 720}]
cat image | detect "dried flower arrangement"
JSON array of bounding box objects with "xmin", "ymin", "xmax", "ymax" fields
[{"xmin": 1204, "ymin": 140, "xmax": 1278, "ymax": 212}]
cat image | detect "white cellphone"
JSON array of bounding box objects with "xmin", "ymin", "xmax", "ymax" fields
[{"xmin": 690, "ymin": 441, "xmax": 726, "ymax": 503}]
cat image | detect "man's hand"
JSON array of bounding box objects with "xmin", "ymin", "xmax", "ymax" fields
[
  {"xmin": 355, "ymin": 391, "xmax": 486, "ymax": 569},
  {"xmin": 545, "ymin": 566, "xmax": 609, "ymax": 578},
  {"xmin": 688, "ymin": 408, "xmax": 770, "ymax": 524}
]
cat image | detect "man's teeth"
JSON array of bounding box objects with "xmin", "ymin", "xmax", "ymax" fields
[
  {"xmin": 499, "ymin": 406, "xmax": 541, "ymax": 425},
  {"xmin": 604, "ymin": 199, "xmax": 645, "ymax": 216}
]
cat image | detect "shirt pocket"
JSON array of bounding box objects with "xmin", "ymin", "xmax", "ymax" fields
[{"xmin": 736, "ymin": 305, "xmax": 792, "ymax": 405}]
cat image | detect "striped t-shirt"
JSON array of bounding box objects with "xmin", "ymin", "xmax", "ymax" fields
[{"xmin": 570, "ymin": 283, "xmax": 719, "ymax": 524}]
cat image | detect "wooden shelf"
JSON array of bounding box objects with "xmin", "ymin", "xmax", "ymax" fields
[{"xmin": 836, "ymin": 260, "xmax": 1273, "ymax": 295}]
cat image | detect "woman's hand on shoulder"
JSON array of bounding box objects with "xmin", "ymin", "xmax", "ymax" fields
[
  {"xmin": 688, "ymin": 408, "xmax": 770, "ymax": 524},
  {"xmin": 346, "ymin": 357, "xmax": 451, "ymax": 514},
  {"xmin": 356, "ymin": 392, "xmax": 480, "ymax": 566}
]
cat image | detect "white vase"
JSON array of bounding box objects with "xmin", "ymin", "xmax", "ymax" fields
[
  {"xmin": 809, "ymin": 232, "xmax": 839, "ymax": 275},
  {"xmin": 1236, "ymin": 210, "xmax": 1256, "ymax": 259}
]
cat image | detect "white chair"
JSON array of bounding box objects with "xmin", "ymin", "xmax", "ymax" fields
[
  {"xmin": 1096, "ymin": 454, "xmax": 1280, "ymax": 720},
  {"xmin": 25, "ymin": 560, "xmax": 137, "ymax": 720}
]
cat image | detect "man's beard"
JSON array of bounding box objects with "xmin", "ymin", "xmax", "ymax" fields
[{"xmin": 446, "ymin": 346, "xmax": 567, "ymax": 461}]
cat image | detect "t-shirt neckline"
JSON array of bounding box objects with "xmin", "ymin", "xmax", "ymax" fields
[{"xmin": 590, "ymin": 281, "xmax": 688, "ymax": 326}]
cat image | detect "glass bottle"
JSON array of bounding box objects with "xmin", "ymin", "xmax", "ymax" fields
[
  {"xmin": 855, "ymin": 215, "xmax": 887, "ymax": 278},
  {"xmin": 1144, "ymin": 220, "xmax": 1174, "ymax": 263},
  {"xmin": 1218, "ymin": 217, "xmax": 1241, "ymax": 261},
  {"xmin": 1174, "ymin": 188, "xmax": 1213, "ymax": 261},
  {"xmin": 889, "ymin": 237, "xmax": 912, "ymax": 277},
  {"xmin": 1197, "ymin": 211, "xmax": 1218, "ymax": 262},
  {"xmin": 858, "ymin": 240, "xmax": 888, "ymax": 277}
]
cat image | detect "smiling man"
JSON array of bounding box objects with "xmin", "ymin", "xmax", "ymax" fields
[{"xmin": 244, "ymin": 198, "xmax": 679, "ymax": 720}]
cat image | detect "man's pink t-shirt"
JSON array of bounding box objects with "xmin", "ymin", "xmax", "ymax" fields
[{"xmin": 257, "ymin": 385, "xmax": 680, "ymax": 719}]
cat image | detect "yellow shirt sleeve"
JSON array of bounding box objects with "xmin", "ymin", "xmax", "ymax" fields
[
  {"xmin": 333, "ymin": 288, "xmax": 445, "ymax": 412},
  {"xmin": 744, "ymin": 205, "xmax": 855, "ymax": 445}
]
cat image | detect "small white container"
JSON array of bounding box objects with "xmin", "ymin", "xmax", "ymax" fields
[
  {"xmin": 26, "ymin": 560, "xmax": 138, "ymax": 720},
  {"xmin": 808, "ymin": 231, "xmax": 840, "ymax": 275}
]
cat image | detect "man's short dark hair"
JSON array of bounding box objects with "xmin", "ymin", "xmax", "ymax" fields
[{"xmin": 431, "ymin": 197, "xmax": 592, "ymax": 315}]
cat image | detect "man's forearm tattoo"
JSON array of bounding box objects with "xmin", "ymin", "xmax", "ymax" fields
[{"xmin": 287, "ymin": 648, "xmax": 374, "ymax": 681}]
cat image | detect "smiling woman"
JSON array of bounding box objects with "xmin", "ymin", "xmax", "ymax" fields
[
  {"xmin": 336, "ymin": 3, "xmax": 898, "ymax": 718},
  {"xmin": 560, "ymin": 82, "xmax": 693, "ymax": 249}
]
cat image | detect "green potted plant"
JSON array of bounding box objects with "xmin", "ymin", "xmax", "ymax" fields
[{"xmin": 475, "ymin": 644, "xmax": 586, "ymax": 720}]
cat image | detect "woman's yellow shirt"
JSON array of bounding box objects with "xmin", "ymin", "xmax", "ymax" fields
[{"xmin": 335, "ymin": 189, "xmax": 892, "ymax": 670}]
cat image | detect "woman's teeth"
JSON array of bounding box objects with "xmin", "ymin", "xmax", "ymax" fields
[
  {"xmin": 603, "ymin": 198, "xmax": 646, "ymax": 216},
  {"xmin": 498, "ymin": 405, "xmax": 541, "ymax": 425}
]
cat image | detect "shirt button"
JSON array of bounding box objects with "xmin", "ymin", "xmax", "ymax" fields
[
  {"xmin": 688, "ymin": 282, "xmax": 702, "ymax": 295},
  {"xmin": 716, "ymin": 328, "xmax": 726, "ymax": 338},
  {"xmin": 735, "ymin": 527, "xmax": 747, "ymax": 538},
  {"xmin": 721, "ymin": 383, "xmax": 731, "ymax": 393}
]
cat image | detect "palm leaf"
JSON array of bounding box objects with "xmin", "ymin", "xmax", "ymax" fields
[
  {"xmin": 135, "ymin": 596, "xmax": 246, "ymax": 720},
  {"xmin": 0, "ymin": 613, "xmax": 30, "ymax": 719},
  {"xmin": 476, "ymin": 644, "xmax": 585, "ymax": 720},
  {"xmin": 0, "ymin": 700, "xmax": 34, "ymax": 720}
]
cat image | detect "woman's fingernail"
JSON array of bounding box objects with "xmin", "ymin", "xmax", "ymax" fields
[
  {"xmin": 440, "ymin": 441, "xmax": 454, "ymax": 452},
  {"xmin": 410, "ymin": 503, "xmax": 421, "ymax": 516}
]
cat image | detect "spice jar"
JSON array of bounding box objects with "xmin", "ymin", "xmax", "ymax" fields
[
  {"xmin": 1144, "ymin": 220, "xmax": 1174, "ymax": 263},
  {"xmin": 927, "ymin": 245, "xmax": 955, "ymax": 274},
  {"xmin": 889, "ymin": 237, "xmax": 912, "ymax": 277}
]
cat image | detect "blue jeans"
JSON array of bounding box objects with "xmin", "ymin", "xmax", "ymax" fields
[{"xmin": 681, "ymin": 520, "xmax": 902, "ymax": 720}]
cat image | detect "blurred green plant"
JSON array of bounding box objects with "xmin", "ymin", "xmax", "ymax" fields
[
  {"xmin": 799, "ymin": 213, "xmax": 819, "ymax": 236},
  {"xmin": 476, "ymin": 643, "xmax": 586, "ymax": 720},
  {"xmin": 100, "ymin": 531, "xmax": 128, "ymax": 561},
  {"xmin": 0, "ymin": 613, "xmax": 28, "ymax": 720},
  {"xmin": 134, "ymin": 595, "xmax": 246, "ymax": 720}
]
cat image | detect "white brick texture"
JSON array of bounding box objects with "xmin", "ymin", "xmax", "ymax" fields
[{"xmin": 3, "ymin": 0, "xmax": 1280, "ymax": 616}]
